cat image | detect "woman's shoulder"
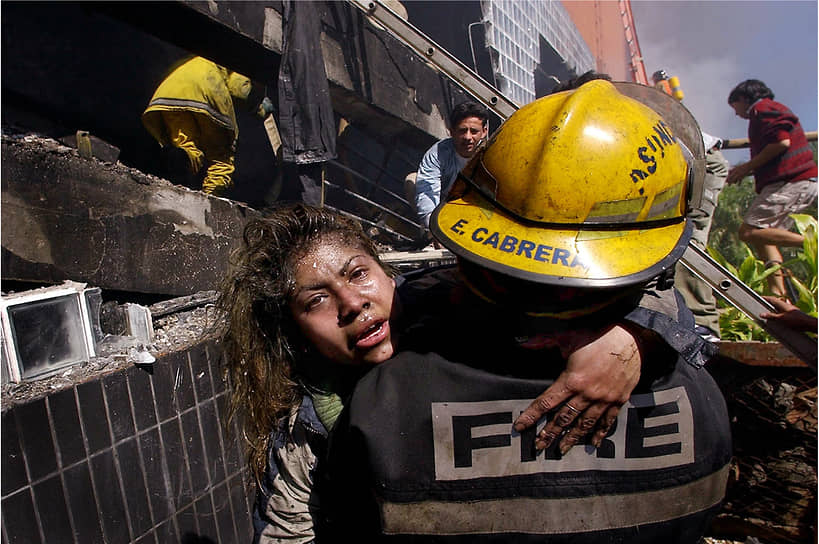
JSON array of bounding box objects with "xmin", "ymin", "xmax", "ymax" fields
[{"xmin": 271, "ymin": 395, "xmax": 328, "ymax": 447}]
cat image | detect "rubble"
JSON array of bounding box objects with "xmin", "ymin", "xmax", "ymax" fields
[
  {"xmin": 708, "ymin": 357, "xmax": 817, "ymax": 544},
  {"xmin": 3, "ymin": 129, "xmax": 259, "ymax": 296},
  {"xmin": 0, "ymin": 297, "xmax": 222, "ymax": 411},
  {"xmin": 2, "ymin": 131, "xmax": 169, "ymax": 187}
]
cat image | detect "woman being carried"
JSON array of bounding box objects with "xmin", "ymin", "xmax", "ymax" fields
[
  {"xmin": 217, "ymin": 205, "xmax": 400, "ymax": 542},
  {"xmin": 217, "ymin": 204, "xmax": 677, "ymax": 543}
]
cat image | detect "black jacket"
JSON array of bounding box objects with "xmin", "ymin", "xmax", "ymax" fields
[{"xmin": 319, "ymin": 266, "xmax": 731, "ymax": 542}]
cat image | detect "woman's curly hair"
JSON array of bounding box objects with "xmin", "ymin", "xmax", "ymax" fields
[{"xmin": 215, "ymin": 204, "xmax": 387, "ymax": 483}]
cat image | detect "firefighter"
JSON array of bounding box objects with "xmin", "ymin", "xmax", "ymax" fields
[
  {"xmin": 320, "ymin": 80, "xmax": 732, "ymax": 542},
  {"xmin": 142, "ymin": 56, "xmax": 252, "ymax": 196}
]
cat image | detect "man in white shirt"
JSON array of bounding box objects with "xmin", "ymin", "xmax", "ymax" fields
[{"xmin": 413, "ymin": 102, "xmax": 489, "ymax": 228}]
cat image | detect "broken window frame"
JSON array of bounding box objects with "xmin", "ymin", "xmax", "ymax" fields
[{"xmin": 1, "ymin": 281, "xmax": 98, "ymax": 383}]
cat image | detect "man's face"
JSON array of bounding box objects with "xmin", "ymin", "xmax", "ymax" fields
[
  {"xmin": 729, "ymin": 98, "xmax": 751, "ymax": 119},
  {"xmin": 288, "ymin": 239, "xmax": 397, "ymax": 366},
  {"xmin": 450, "ymin": 116, "xmax": 488, "ymax": 158}
]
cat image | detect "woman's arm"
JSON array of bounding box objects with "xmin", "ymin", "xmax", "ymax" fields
[{"xmin": 255, "ymin": 405, "xmax": 324, "ymax": 544}]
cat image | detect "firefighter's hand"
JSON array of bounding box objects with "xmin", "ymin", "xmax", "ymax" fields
[{"xmin": 513, "ymin": 325, "xmax": 641, "ymax": 453}]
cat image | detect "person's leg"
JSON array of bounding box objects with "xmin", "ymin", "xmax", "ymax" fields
[
  {"xmin": 739, "ymin": 222, "xmax": 788, "ymax": 296},
  {"xmin": 741, "ymin": 179, "xmax": 817, "ymax": 297},
  {"xmin": 738, "ymin": 223, "xmax": 804, "ymax": 247},
  {"xmin": 674, "ymin": 261, "xmax": 720, "ymax": 335},
  {"xmin": 161, "ymin": 111, "xmax": 204, "ymax": 173},
  {"xmin": 202, "ymin": 157, "xmax": 235, "ymax": 196},
  {"xmin": 196, "ymin": 114, "xmax": 236, "ymax": 196},
  {"xmin": 675, "ymin": 148, "xmax": 729, "ymax": 335}
]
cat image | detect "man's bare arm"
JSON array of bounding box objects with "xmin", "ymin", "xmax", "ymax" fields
[{"xmin": 513, "ymin": 324, "xmax": 643, "ymax": 452}]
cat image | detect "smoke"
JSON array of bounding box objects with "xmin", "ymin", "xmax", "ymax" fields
[{"xmin": 632, "ymin": 0, "xmax": 818, "ymax": 164}]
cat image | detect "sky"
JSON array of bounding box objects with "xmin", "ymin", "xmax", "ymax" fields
[{"xmin": 631, "ymin": 0, "xmax": 818, "ymax": 165}]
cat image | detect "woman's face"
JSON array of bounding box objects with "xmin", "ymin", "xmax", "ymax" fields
[{"xmin": 288, "ymin": 238, "xmax": 397, "ymax": 366}]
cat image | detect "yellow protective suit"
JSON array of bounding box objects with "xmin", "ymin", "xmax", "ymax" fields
[{"xmin": 142, "ymin": 57, "xmax": 251, "ymax": 195}]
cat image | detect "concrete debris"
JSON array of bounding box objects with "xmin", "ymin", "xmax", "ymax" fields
[
  {"xmin": 3, "ymin": 130, "xmax": 259, "ymax": 296},
  {"xmin": 1, "ymin": 131, "xmax": 174, "ymax": 189},
  {"xmin": 57, "ymin": 131, "xmax": 121, "ymax": 163},
  {"xmin": 1, "ymin": 299, "xmax": 220, "ymax": 411}
]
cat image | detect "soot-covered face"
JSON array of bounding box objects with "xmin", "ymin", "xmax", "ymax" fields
[{"xmin": 288, "ymin": 238, "xmax": 397, "ymax": 366}]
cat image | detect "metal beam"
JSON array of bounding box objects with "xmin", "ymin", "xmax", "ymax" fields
[
  {"xmin": 722, "ymin": 131, "xmax": 817, "ymax": 149},
  {"xmin": 348, "ymin": 0, "xmax": 519, "ymax": 120},
  {"xmin": 89, "ymin": 1, "xmax": 281, "ymax": 84}
]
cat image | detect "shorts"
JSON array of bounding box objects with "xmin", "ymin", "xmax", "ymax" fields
[{"xmin": 744, "ymin": 178, "xmax": 817, "ymax": 229}]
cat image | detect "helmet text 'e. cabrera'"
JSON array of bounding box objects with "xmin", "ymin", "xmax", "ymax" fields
[{"xmin": 449, "ymin": 219, "xmax": 588, "ymax": 270}]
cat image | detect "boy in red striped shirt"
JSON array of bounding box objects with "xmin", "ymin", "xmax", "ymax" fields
[{"xmin": 726, "ymin": 79, "xmax": 817, "ymax": 298}]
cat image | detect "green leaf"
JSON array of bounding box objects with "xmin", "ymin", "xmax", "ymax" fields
[
  {"xmin": 792, "ymin": 214, "xmax": 817, "ymax": 275},
  {"xmin": 788, "ymin": 274, "xmax": 817, "ymax": 316},
  {"xmin": 737, "ymin": 253, "xmax": 759, "ymax": 283}
]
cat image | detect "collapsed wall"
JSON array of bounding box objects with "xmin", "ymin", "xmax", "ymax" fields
[
  {"xmin": 0, "ymin": 126, "xmax": 257, "ymax": 542},
  {"xmin": 2, "ymin": 134, "xmax": 259, "ymax": 296}
]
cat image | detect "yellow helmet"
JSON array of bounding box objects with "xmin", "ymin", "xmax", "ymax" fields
[{"xmin": 430, "ymin": 79, "xmax": 704, "ymax": 290}]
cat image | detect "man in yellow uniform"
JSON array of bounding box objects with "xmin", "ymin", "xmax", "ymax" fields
[{"xmin": 142, "ymin": 56, "xmax": 252, "ymax": 196}]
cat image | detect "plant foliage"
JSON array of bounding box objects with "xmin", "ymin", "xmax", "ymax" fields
[{"xmin": 709, "ymin": 214, "xmax": 818, "ymax": 341}]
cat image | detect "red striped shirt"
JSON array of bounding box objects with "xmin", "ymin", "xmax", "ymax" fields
[{"xmin": 748, "ymin": 98, "xmax": 817, "ymax": 192}]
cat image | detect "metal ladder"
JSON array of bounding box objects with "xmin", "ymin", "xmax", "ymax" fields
[{"xmin": 349, "ymin": 0, "xmax": 816, "ymax": 367}]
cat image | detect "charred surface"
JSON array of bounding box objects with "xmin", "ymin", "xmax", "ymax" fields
[{"xmin": 2, "ymin": 134, "xmax": 258, "ymax": 296}]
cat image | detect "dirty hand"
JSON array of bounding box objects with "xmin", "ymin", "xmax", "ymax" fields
[
  {"xmin": 725, "ymin": 162, "xmax": 751, "ymax": 185},
  {"xmin": 761, "ymin": 296, "xmax": 818, "ymax": 333},
  {"xmin": 513, "ymin": 324, "xmax": 641, "ymax": 454}
]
